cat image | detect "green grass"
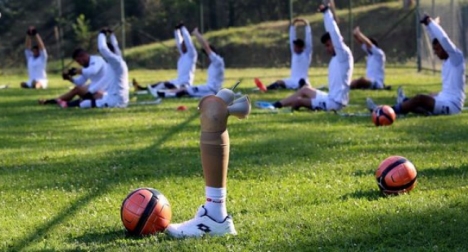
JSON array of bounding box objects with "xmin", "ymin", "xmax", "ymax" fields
[{"xmin": 1, "ymin": 67, "xmax": 468, "ymax": 251}]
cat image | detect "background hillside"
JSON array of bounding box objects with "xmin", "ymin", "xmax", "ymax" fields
[{"xmin": 0, "ymin": 0, "xmax": 415, "ymax": 71}]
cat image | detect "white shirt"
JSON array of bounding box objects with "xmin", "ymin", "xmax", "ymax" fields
[
  {"xmin": 324, "ymin": 9, "xmax": 353, "ymax": 106},
  {"xmin": 25, "ymin": 49, "xmax": 47, "ymax": 81},
  {"xmin": 98, "ymin": 33, "xmax": 129, "ymax": 105},
  {"xmin": 174, "ymin": 27, "xmax": 197, "ymax": 86},
  {"xmin": 361, "ymin": 44, "xmax": 385, "ymax": 85},
  {"xmin": 426, "ymin": 22, "xmax": 466, "ymax": 110},
  {"xmin": 290, "ymin": 25, "xmax": 312, "ymax": 80},
  {"xmin": 72, "ymin": 55, "xmax": 109, "ymax": 94},
  {"xmin": 206, "ymin": 52, "xmax": 225, "ymax": 92}
]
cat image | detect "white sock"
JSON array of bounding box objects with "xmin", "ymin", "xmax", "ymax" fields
[{"xmin": 204, "ymin": 186, "xmax": 227, "ymax": 222}]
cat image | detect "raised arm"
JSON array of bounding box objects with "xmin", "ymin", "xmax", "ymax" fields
[
  {"xmin": 180, "ymin": 26, "xmax": 196, "ymax": 56},
  {"xmin": 289, "ymin": 23, "xmax": 296, "ymax": 53},
  {"xmin": 98, "ymin": 32, "xmax": 118, "ymax": 61},
  {"xmin": 109, "ymin": 33, "xmax": 122, "ymax": 57},
  {"xmin": 353, "ymin": 26, "xmax": 373, "ymax": 50},
  {"xmin": 174, "ymin": 28, "xmax": 183, "ymax": 55},
  {"xmin": 25, "ymin": 35, "xmax": 31, "ymax": 50},
  {"xmin": 322, "ymin": 6, "xmax": 347, "ymax": 59},
  {"xmin": 192, "ymin": 28, "xmax": 212, "ymax": 55},
  {"xmin": 422, "ymin": 15, "xmax": 463, "ymax": 65}
]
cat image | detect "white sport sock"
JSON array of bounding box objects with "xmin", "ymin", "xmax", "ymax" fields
[{"xmin": 204, "ymin": 186, "xmax": 227, "ymax": 222}]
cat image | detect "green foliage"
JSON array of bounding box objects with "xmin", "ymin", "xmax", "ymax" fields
[
  {"xmin": 1, "ymin": 67, "xmax": 468, "ymax": 250},
  {"xmin": 72, "ymin": 14, "xmax": 92, "ymax": 49}
]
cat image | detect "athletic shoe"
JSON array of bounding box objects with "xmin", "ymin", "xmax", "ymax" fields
[
  {"xmin": 57, "ymin": 99, "xmax": 68, "ymax": 108},
  {"xmin": 255, "ymin": 101, "xmax": 275, "ymax": 110},
  {"xmin": 166, "ymin": 206, "xmax": 237, "ymax": 238},
  {"xmin": 147, "ymin": 85, "xmax": 160, "ymax": 98},
  {"xmin": 396, "ymin": 86, "xmax": 406, "ymax": 104},
  {"xmin": 384, "ymin": 85, "xmax": 392, "ymax": 90},
  {"xmin": 254, "ymin": 78, "xmax": 267, "ymax": 92},
  {"xmin": 366, "ymin": 97, "xmax": 377, "ymax": 112}
]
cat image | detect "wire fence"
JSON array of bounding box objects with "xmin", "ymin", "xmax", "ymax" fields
[
  {"xmin": 0, "ymin": 0, "xmax": 421, "ymax": 73},
  {"xmin": 417, "ymin": 0, "xmax": 468, "ymax": 72}
]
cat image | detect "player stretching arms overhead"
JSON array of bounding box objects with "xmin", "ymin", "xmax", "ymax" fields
[
  {"xmin": 269, "ymin": 3, "xmax": 353, "ymax": 112},
  {"xmin": 256, "ymin": 18, "xmax": 312, "ymax": 91},
  {"xmin": 133, "ymin": 23, "xmax": 197, "ymax": 96},
  {"xmin": 351, "ymin": 26, "xmax": 388, "ymax": 90},
  {"xmin": 58, "ymin": 28, "xmax": 129, "ymax": 108},
  {"xmin": 156, "ymin": 27, "xmax": 224, "ymax": 98},
  {"xmin": 21, "ymin": 26, "xmax": 48, "ymax": 89},
  {"xmin": 367, "ymin": 14, "xmax": 465, "ymax": 116}
]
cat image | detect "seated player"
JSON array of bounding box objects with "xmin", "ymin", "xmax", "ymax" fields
[
  {"xmin": 156, "ymin": 27, "xmax": 224, "ymax": 98},
  {"xmin": 21, "ymin": 26, "xmax": 48, "ymax": 89},
  {"xmin": 58, "ymin": 28, "xmax": 129, "ymax": 108},
  {"xmin": 166, "ymin": 89, "xmax": 250, "ymax": 238},
  {"xmin": 256, "ymin": 18, "xmax": 312, "ymax": 91},
  {"xmin": 351, "ymin": 26, "xmax": 388, "ymax": 90},
  {"xmin": 366, "ymin": 14, "xmax": 465, "ymax": 116},
  {"xmin": 133, "ymin": 23, "xmax": 197, "ymax": 96},
  {"xmin": 269, "ymin": 4, "xmax": 353, "ymax": 112},
  {"xmin": 39, "ymin": 48, "xmax": 109, "ymax": 106}
]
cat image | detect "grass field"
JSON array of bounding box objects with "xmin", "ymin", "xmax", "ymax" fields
[{"xmin": 1, "ymin": 66, "xmax": 468, "ymax": 251}]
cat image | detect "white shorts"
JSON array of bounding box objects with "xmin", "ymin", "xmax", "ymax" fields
[
  {"xmin": 283, "ymin": 77, "xmax": 308, "ymax": 89},
  {"xmin": 310, "ymin": 90, "xmax": 343, "ymax": 111},
  {"xmin": 433, "ymin": 97, "xmax": 461, "ymax": 115},
  {"xmin": 186, "ymin": 85, "xmax": 217, "ymax": 98},
  {"xmin": 27, "ymin": 79, "xmax": 48, "ymax": 88},
  {"xmin": 80, "ymin": 94, "xmax": 128, "ymax": 109}
]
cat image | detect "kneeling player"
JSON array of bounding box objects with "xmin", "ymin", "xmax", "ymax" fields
[
  {"xmin": 366, "ymin": 15, "xmax": 465, "ymax": 116},
  {"xmin": 21, "ymin": 26, "xmax": 48, "ymax": 89}
]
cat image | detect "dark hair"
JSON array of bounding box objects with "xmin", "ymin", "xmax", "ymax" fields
[
  {"xmin": 106, "ymin": 42, "xmax": 115, "ymax": 53},
  {"xmin": 72, "ymin": 48, "xmax": 87, "ymax": 59},
  {"xmin": 432, "ymin": 38, "xmax": 440, "ymax": 45},
  {"xmin": 369, "ymin": 38, "xmax": 379, "ymax": 47},
  {"xmin": 32, "ymin": 45, "xmax": 39, "ymax": 50},
  {"xmin": 201, "ymin": 44, "xmax": 218, "ymax": 56},
  {"xmin": 293, "ymin": 39, "xmax": 305, "ymax": 48},
  {"xmin": 321, "ymin": 32, "xmax": 331, "ymax": 44}
]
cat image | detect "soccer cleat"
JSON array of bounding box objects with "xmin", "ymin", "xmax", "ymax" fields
[
  {"xmin": 57, "ymin": 99, "xmax": 68, "ymax": 108},
  {"xmin": 254, "ymin": 78, "xmax": 267, "ymax": 92},
  {"xmin": 396, "ymin": 86, "xmax": 406, "ymax": 104},
  {"xmin": 366, "ymin": 97, "xmax": 377, "ymax": 112},
  {"xmin": 166, "ymin": 206, "xmax": 237, "ymax": 238}
]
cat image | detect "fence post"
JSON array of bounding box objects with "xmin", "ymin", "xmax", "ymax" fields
[{"xmin": 416, "ymin": 0, "xmax": 421, "ymax": 72}]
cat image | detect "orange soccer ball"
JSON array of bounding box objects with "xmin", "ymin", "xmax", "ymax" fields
[
  {"xmin": 375, "ymin": 156, "xmax": 417, "ymax": 195},
  {"xmin": 372, "ymin": 105, "xmax": 396, "ymax": 126},
  {"xmin": 121, "ymin": 188, "xmax": 172, "ymax": 236}
]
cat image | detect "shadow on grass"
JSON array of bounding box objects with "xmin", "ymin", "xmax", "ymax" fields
[
  {"xmin": 267, "ymin": 204, "xmax": 468, "ymax": 250},
  {"xmin": 7, "ymin": 111, "xmax": 200, "ymax": 251},
  {"xmin": 340, "ymin": 189, "xmax": 382, "ymax": 201}
]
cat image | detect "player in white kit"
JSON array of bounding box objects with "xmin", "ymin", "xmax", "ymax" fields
[
  {"xmin": 39, "ymin": 49, "xmax": 109, "ymax": 106},
  {"xmin": 58, "ymin": 29, "xmax": 129, "ymax": 108},
  {"xmin": 271, "ymin": 4, "xmax": 353, "ymax": 112},
  {"xmin": 256, "ymin": 18, "xmax": 312, "ymax": 91},
  {"xmin": 156, "ymin": 27, "xmax": 224, "ymax": 98},
  {"xmin": 351, "ymin": 26, "xmax": 388, "ymax": 90},
  {"xmin": 133, "ymin": 23, "xmax": 197, "ymax": 96},
  {"xmin": 367, "ymin": 14, "xmax": 465, "ymax": 116},
  {"xmin": 21, "ymin": 26, "xmax": 48, "ymax": 89}
]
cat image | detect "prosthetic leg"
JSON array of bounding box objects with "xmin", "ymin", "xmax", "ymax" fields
[{"xmin": 166, "ymin": 89, "xmax": 250, "ymax": 238}]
